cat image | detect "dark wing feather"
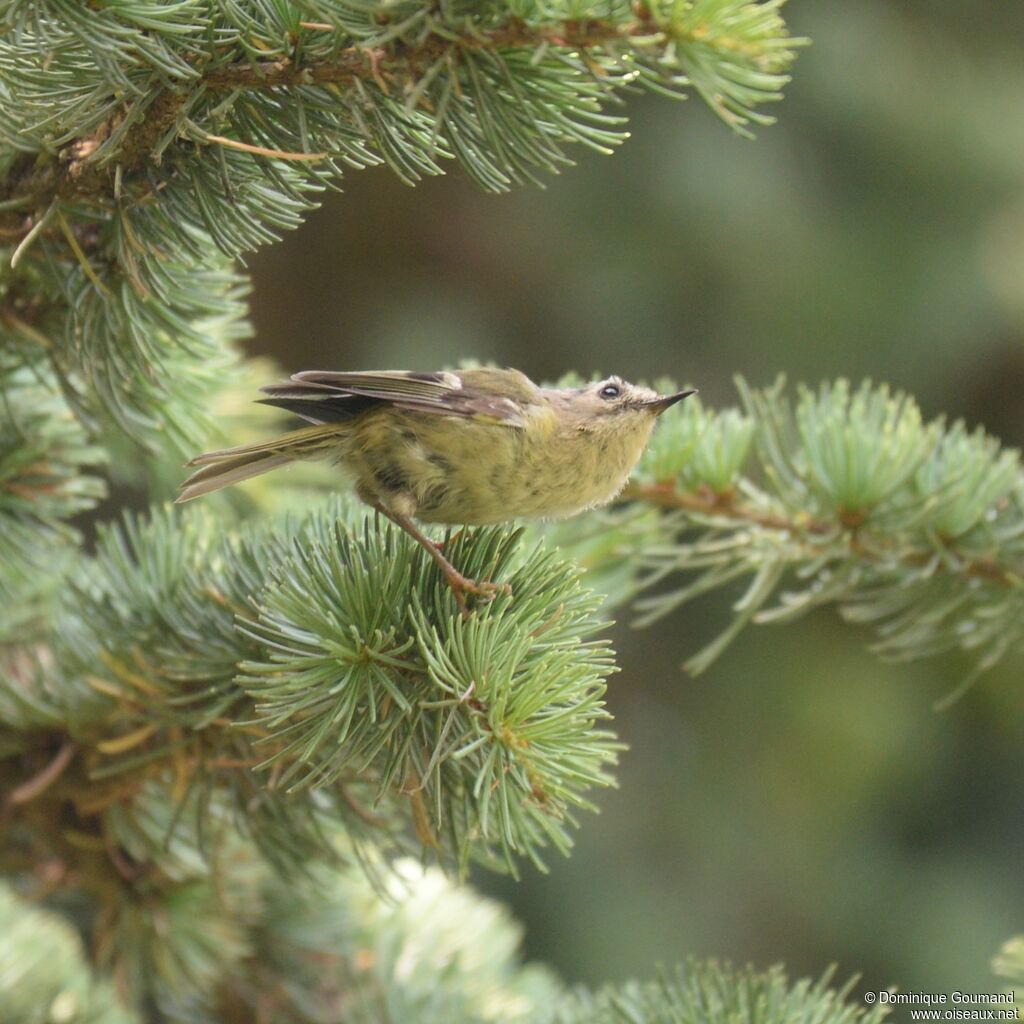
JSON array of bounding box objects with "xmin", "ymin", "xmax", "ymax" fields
[
  {"xmin": 256, "ymin": 395, "xmax": 378, "ymax": 423},
  {"xmin": 259, "ymin": 370, "xmax": 528, "ymax": 427}
]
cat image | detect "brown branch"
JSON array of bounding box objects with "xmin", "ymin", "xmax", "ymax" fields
[
  {"xmin": 622, "ymin": 481, "xmax": 1020, "ymax": 588},
  {"xmin": 340, "ymin": 784, "xmax": 390, "ymax": 829},
  {"xmin": 200, "ymin": 18, "xmax": 654, "ymax": 90},
  {"xmin": 624, "ymin": 481, "xmax": 836, "ymax": 536},
  {"xmin": 5, "ymin": 739, "xmax": 77, "ymax": 806}
]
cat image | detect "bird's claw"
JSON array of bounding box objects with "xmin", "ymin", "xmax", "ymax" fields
[{"xmin": 445, "ymin": 572, "xmax": 513, "ymax": 617}]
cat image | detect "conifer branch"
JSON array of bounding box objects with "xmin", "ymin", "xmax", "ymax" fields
[
  {"xmin": 0, "ymin": 356, "xmax": 106, "ymax": 642},
  {"xmin": 1, "ymin": 3, "xmax": 801, "ymax": 210},
  {"xmin": 2, "ymin": 504, "xmax": 618, "ymax": 883},
  {"xmin": 548, "ymin": 962, "xmax": 887, "ymax": 1024},
  {"xmin": 622, "ymin": 481, "xmax": 1018, "ymax": 587},
  {"xmin": 607, "ymin": 377, "xmax": 1024, "ymax": 677},
  {"xmin": 0, "ymin": 861, "xmax": 889, "ymax": 1024}
]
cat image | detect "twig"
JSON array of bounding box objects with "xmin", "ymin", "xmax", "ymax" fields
[
  {"xmin": 623, "ymin": 481, "xmax": 835, "ymax": 535},
  {"xmin": 203, "ymin": 133, "xmax": 328, "ymax": 162},
  {"xmin": 55, "ymin": 208, "xmax": 111, "ymax": 296},
  {"xmin": 6, "ymin": 740, "xmax": 77, "ymax": 806},
  {"xmin": 340, "ymin": 785, "xmax": 389, "ymax": 828},
  {"xmin": 9, "ymin": 202, "xmax": 56, "ymax": 268},
  {"xmin": 622, "ymin": 482, "xmax": 1020, "ymax": 588}
]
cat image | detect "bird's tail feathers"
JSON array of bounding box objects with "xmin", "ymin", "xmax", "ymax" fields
[{"xmin": 176, "ymin": 424, "xmax": 337, "ymax": 503}]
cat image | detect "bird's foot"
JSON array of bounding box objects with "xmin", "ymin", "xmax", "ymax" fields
[{"xmin": 442, "ymin": 567, "xmax": 513, "ymax": 617}]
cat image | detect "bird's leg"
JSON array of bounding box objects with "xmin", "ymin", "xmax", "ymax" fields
[{"xmin": 369, "ymin": 502, "xmax": 510, "ymax": 614}]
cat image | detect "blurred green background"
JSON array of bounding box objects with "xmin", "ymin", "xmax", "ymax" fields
[{"xmin": 246, "ymin": 0, "xmax": 1024, "ymax": 998}]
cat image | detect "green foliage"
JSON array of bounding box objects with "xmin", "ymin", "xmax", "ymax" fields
[
  {"xmin": 642, "ymin": 387, "xmax": 755, "ymax": 492},
  {"xmin": 2, "ymin": 216, "xmax": 252, "ymax": 453},
  {"xmin": 105, "ymin": 842, "xmax": 266, "ymax": 1021},
  {"xmin": 0, "ymin": 354, "xmax": 106, "ymax": 642},
  {"xmin": 0, "ymin": 884, "xmax": 140, "ymax": 1024},
  {"xmin": 546, "ymin": 963, "xmax": 888, "ymax": 1024},
  {"xmin": 622, "ymin": 377, "xmax": 1024, "ymax": 679},
  {"xmin": 789, "ymin": 380, "xmax": 933, "ymax": 515},
  {"xmin": 0, "ymin": 864, "xmax": 897, "ymax": 1024},
  {"xmin": 260, "ymin": 857, "xmax": 561, "ymax": 1023},
  {"xmin": 652, "ymin": 0, "xmax": 800, "ymax": 131},
  {"xmin": 6, "ymin": 502, "xmax": 617, "ymax": 878},
  {"xmin": 242, "ymin": 516, "xmax": 618, "ymax": 872}
]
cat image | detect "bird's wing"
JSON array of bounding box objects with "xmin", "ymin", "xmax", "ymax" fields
[
  {"xmin": 287, "ymin": 370, "xmax": 461, "ymax": 401},
  {"xmin": 258, "ymin": 370, "xmax": 530, "ymax": 426}
]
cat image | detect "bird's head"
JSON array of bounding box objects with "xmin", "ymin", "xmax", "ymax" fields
[{"xmin": 561, "ymin": 376, "xmax": 696, "ymax": 436}]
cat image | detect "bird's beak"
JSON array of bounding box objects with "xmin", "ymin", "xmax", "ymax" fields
[{"xmin": 646, "ymin": 388, "xmax": 697, "ymax": 415}]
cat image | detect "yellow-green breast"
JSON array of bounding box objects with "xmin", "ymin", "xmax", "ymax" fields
[{"xmin": 346, "ymin": 403, "xmax": 655, "ymax": 525}]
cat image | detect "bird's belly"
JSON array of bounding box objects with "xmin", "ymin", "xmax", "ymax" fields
[{"xmin": 401, "ymin": 419, "xmax": 647, "ymax": 526}]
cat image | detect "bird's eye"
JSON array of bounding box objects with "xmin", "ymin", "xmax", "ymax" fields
[{"xmin": 599, "ymin": 384, "xmax": 621, "ymax": 400}]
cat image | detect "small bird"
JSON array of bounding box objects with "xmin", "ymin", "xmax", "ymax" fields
[{"xmin": 177, "ymin": 369, "xmax": 695, "ymax": 610}]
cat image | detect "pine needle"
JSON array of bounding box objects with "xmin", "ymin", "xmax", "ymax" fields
[
  {"xmin": 204, "ymin": 133, "xmax": 328, "ymax": 161},
  {"xmin": 55, "ymin": 207, "xmax": 111, "ymax": 297}
]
